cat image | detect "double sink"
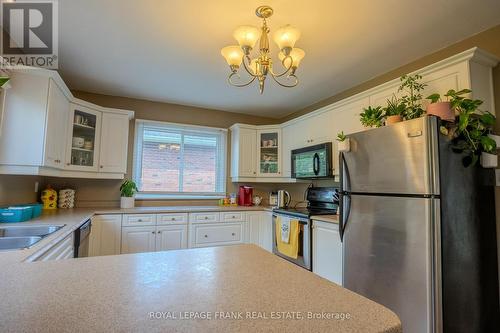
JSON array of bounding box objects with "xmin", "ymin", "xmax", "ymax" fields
[{"xmin": 0, "ymin": 225, "xmax": 64, "ymax": 251}]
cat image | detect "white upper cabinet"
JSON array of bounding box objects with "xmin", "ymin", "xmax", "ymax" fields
[
  {"xmin": 257, "ymin": 127, "xmax": 281, "ymax": 177},
  {"xmin": 99, "ymin": 112, "xmax": 129, "ymax": 173},
  {"xmin": 44, "ymin": 79, "xmax": 69, "ymax": 168},
  {"xmin": 0, "ymin": 67, "xmax": 134, "ymax": 179},
  {"xmin": 230, "ymin": 125, "xmax": 257, "ymax": 178},
  {"xmin": 65, "ymin": 104, "xmax": 102, "ymax": 172}
]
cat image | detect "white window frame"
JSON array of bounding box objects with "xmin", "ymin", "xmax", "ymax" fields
[{"xmin": 133, "ymin": 119, "xmax": 227, "ymax": 200}]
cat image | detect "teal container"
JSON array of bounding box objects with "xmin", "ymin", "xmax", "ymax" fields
[
  {"xmin": 11, "ymin": 203, "xmax": 43, "ymax": 218},
  {"xmin": 0, "ymin": 207, "xmax": 34, "ymax": 223}
]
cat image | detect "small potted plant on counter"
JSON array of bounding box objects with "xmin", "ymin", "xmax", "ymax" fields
[
  {"xmin": 384, "ymin": 96, "xmax": 406, "ymax": 125},
  {"xmin": 120, "ymin": 179, "xmax": 138, "ymax": 209},
  {"xmin": 337, "ymin": 131, "xmax": 350, "ymax": 152},
  {"xmin": 360, "ymin": 106, "xmax": 384, "ymax": 128}
]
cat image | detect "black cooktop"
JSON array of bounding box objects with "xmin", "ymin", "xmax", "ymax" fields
[{"xmin": 272, "ymin": 187, "xmax": 339, "ymax": 219}]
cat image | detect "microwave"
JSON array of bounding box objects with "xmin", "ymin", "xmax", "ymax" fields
[{"xmin": 291, "ymin": 142, "xmax": 333, "ymax": 179}]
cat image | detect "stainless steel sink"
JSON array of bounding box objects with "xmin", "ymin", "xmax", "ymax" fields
[
  {"xmin": 0, "ymin": 225, "xmax": 63, "ymax": 238},
  {"xmin": 0, "ymin": 236, "xmax": 43, "ymax": 250}
]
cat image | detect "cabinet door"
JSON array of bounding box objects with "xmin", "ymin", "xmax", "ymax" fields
[
  {"xmin": 89, "ymin": 215, "xmax": 122, "ymax": 256},
  {"xmin": 44, "ymin": 79, "xmax": 69, "ymax": 168},
  {"xmin": 99, "ymin": 112, "xmax": 129, "ymax": 173},
  {"xmin": 259, "ymin": 212, "xmax": 273, "ymax": 252},
  {"xmin": 65, "ymin": 104, "xmax": 101, "ymax": 171},
  {"xmin": 121, "ymin": 226, "xmax": 156, "ymax": 254},
  {"xmin": 156, "ymin": 225, "xmax": 188, "ymax": 251},
  {"xmin": 257, "ymin": 128, "xmax": 282, "ymax": 177},
  {"xmin": 247, "ymin": 211, "xmax": 263, "ymax": 245},
  {"xmin": 312, "ymin": 221, "xmax": 343, "ymax": 285},
  {"xmin": 190, "ymin": 222, "xmax": 245, "ymax": 248},
  {"xmin": 238, "ymin": 127, "xmax": 257, "ymax": 177}
]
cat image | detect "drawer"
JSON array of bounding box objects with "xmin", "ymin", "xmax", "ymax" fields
[
  {"xmin": 220, "ymin": 211, "xmax": 245, "ymax": 222},
  {"xmin": 191, "ymin": 222, "xmax": 244, "ymax": 247},
  {"xmin": 36, "ymin": 234, "xmax": 74, "ymax": 262},
  {"xmin": 122, "ymin": 214, "xmax": 156, "ymax": 227},
  {"xmin": 189, "ymin": 212, "xmax": 220, "ymax": 223},
  {"xmin": 157, "ymin": 213, "xmax": 188, "ymax": 225}
]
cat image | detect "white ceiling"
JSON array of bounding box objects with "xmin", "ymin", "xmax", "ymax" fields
[{"xmin": 58, "ymin": 0, "xmax": 500, "ymax": 118}]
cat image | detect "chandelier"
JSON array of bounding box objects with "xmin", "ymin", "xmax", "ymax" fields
[{"xmin": 220, "ymin": 6, "xmax": 305, "ymax": 94}]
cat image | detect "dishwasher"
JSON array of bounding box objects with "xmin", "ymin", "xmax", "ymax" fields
[{"xmin": 74, "ymin": 220, "xmax": 91, "ymax": 258}]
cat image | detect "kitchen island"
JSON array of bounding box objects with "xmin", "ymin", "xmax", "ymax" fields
[{"xmin": 0, "ymin": 244, "xmax": 401, "ymax": 332}]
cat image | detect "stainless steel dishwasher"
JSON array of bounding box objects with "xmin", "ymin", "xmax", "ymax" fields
[{"xmin": 74, "ymin": 220, "xmax": 91, "ymax": 258}]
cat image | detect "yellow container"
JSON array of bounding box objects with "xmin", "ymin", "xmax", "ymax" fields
[{"xmin": 41, "ymin": 187, "xmax": 58, "ymax": 210}]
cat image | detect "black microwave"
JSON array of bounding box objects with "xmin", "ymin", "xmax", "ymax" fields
[{"xmin": 291, "ymin": 142, "xmax": 333, "ymax": 179}]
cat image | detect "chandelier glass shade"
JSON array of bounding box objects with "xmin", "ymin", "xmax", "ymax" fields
[{"xmin": 220, "ymin": 6, "xmax": 305, "ymax": 94}]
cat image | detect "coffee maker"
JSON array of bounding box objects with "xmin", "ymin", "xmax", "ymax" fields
[{"xmin": 238, "ymin": 186, "xmax": 253, "ymax": 206}]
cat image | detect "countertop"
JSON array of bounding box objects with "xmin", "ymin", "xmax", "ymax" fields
[
  {"xmin": 0, "ymin": 245, "xmax": 401, "ymax": 332},
  {"xmin": 0, "ymin": 206, "xmax": 272, "ymax": 265},
  {"xmin": 310, "ymin": 214, "xmax": 339, "ymax": 224}
]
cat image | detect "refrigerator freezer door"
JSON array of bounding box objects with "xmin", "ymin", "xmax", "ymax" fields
[
  {"xmin": 342, "ymin": 117, "xmax": 439, "ymax": 195},
  {"xmin": 342, "ymin": 194, "xmax": 440, "ymax": 333}
]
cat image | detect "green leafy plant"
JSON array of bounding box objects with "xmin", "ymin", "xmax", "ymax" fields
[
  {"xmin": 427, "ymin": 88, "xmax": 471, "ymax": 105},
  {"xmin": 0, "ymin": 77, "xmax": 9, "ymax": 88},
  {"xmin": 336, "ymin": 131, "xmax": 347, "ymax": 142},
  {"xmin": 384, "ymin": 96, "xmax": 406, "ymax": 116},
  {"xmin": 440, "ymin": 94, "xmax": 497, "ymax": 167},
  {"xmin": 120, "ymin": 179, "xmax": 138, "ymax": 197},
  {"xmin": 360, "ymin": 106, "xmax": 384, "ymax": 128},
  {"xmin": 398, "ymin": 74, "xmax": 427, "ymax": 119}
]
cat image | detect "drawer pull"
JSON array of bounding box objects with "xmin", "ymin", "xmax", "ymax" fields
[
  {"xmin": 171, "ymin": 218, "xmax": 176, "ymax": 221},
  {"xmin": 232, "ymin": 216, "xmax": 236, "ymax": 218},
  {"xmin": 204, "ymin": 217, "xmax": 208, "ymax": 220},
  {"xmin": 204, "ymin": 235, "xmax": 208, "ymax": 238},
  {"xmin": 232, "ymin": 233, "xmax": 236, "ymax": 236},
  {"xmin": 138, "ymin": 219, "xmax": 143, "ymax": 222},
  {"xmin": 151, "ymin": 231, "xmax": 155, "ymax": 234},
  {"xmin": 157, "ymin": 231, "xmax": 161, "ymax": 234}
]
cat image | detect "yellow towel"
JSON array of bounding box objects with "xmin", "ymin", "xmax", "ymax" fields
[{"xmin": 275, "ymin": 216, "xmax": 299, "ymax": 259}]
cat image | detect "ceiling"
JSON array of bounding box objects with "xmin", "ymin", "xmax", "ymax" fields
[{"xmin": 58, "ymin": 0, "xmax": 500, "ymax": 118}]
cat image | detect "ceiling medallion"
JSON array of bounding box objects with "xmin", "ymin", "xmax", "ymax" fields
[{"xmin": 220, "ymin": 6, "xmax": 305, "ymax": 94}]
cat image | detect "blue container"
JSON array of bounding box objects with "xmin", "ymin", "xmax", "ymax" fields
[
  {"xmin": 0, "ymin": 207, "xmax": 34, "ymax": 223},
  {"xmin": 11, "ymin": 203, "xmax": 43, "ymax": 218}
]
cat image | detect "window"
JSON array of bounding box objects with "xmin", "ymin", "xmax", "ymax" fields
[{"xmin": 133, "ymin": 120, "xmax": 227, "ymax": 199}]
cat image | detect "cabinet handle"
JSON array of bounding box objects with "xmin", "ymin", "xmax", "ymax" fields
[
  {"xmin": 232, "ymin": 233, "xmax": 236, "ymax": 236},
  {"xmin": 100, "ymin": 166, "xmax": 104, "ymax": 169},
  {"xmin": 157, "ymin": 231, "xmax": 161, "ymax": 234},
  {"xmin": 151, "ymin": 231, "xmax": 155, "ymax": 234},
  {"xmin": 172, "ymin": 218, "xmax": 176, "ymax": 221},
  {"xmin": 232, "ymin": 216, "xmax": 236, "ymax": 218},
  {"xmin": 204, "ymin": 235, "xmax": 208, "ymax": 238},
  {"xmin": 138, "ymin": 219, "xmax": 143, "ymax": 222},
  {"xmin": 204, "ymin": 217, "xmax": 208, "ymax": 220}
]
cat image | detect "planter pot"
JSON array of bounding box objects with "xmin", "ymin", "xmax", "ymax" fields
[
  {"xmin": 426, "ymin": 102, "xmax": 455, "ymax": 121},
  {"xmin": 488, "ymin": 134, "xmax": 500, "ymax": 148},
  {"xmin": 480, "ymin": 152, "xmax": 498, "ymax": 168},
  {"xmin": 386, "ymin": 115, "xmax": 403, "ymax": 125},
  {"xmin": 120, "ymin": 196, "xmax": 135, "ymax": 209},
  {"xmin": 338, "ymin": 138, "xmax": 350, "ymax": 152}
]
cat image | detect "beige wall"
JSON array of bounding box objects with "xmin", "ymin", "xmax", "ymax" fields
[{"xmin": 0, "ymin": 175, "xmax": 40, "ymax": 206}]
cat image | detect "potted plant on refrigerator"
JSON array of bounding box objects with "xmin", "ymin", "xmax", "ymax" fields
[
  {"xmin": 426, "ymin": 89, "xmax": 471, "ymax": 121},
  {"xmin": 440, "ymin": 93, "xmax": 497, "ymax": 168},
  {"xmin": 360, "ymin": 106, "xmax": 384, "ymax": 128},
  {"xmin": 398, "ymin": 74, "xmax": 427, "ymax": 120},
  {"xmin": 120, "ymin": 179, "xmax": 138, "ymax": 209},
  {"xmin": 384, "ymin": 96, "xmax": 406, "ymax": 125},
  {"xmin": 337, "ymin": 131, "xmax": 350, "ymax": 152}
]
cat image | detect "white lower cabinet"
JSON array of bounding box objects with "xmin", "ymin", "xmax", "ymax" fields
[
  {"xmin": 89, "ymin": 214, "xmax": 122, "ymax": 256},
  {"xmin": 156, "ymin": 225, "xmax": 188, "ymax": 251},
  {"xmin": 190, "ymin": 222, "xmax": 245, "ymax": 248},
  {"xmin": 121, "ymin": 226, "xmax": 156, "ymax": 254},
  {"xmin": 35, "ymin": 234, "xmax": 74, "ymax": 262},
  {"xmin": 247, "ymin": 211, "xmax": 273, "ymax": 252},
  {"xmin": 312, "ymin": 220, "xmax": 343, "ymax": 285}
]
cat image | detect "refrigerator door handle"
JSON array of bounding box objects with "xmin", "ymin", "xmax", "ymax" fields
[{"xmin": 339, "ymin": 152, "xmax": 351, "ymax": 242}]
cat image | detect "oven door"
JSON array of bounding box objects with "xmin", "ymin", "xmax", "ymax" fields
[{"xmin": 272, "ymin": 213, "xmax": 311, "ymax": 270}]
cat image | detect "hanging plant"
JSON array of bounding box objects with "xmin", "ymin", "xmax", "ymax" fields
[{"xmin": 398, "ymin": 74, "xmax": 427, "ymax": 120}]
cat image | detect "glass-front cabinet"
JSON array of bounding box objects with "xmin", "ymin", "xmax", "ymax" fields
[
  {"xmin": 65, "ymin": 104, "xmax": 101, "ymax": 171},
  {"xmin": 256, "ymin": 128, "xmax": 281, "ymax": 177}
]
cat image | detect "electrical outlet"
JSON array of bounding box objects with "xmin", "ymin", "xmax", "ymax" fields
[
  {"xmin": 34, "ymin": 182, "xmax": 39, "ymax": 193},
  {"xmin": 496, "ymin": 169, "xmax": 500, "ymax": 187}
]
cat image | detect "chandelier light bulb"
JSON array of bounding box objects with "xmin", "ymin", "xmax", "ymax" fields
[
  {"xmin": 279, "ymin": 48, "xmax": 305, "ymax": 68},
  {"xmin": 273, "ymin": 25, "xmax": 301, "ymax": 52},
  {"xmin": 220, "ymin": 46, "xmax": 244, "ymax": 68},
  {"xmin": 233, "ymin": 25, "xmax": 261, "ymax": 50}
]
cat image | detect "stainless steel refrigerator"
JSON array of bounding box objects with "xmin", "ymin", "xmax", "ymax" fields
[{"xmin": 339, "ymin": 116, "xmax": 499, "ymax": 333}]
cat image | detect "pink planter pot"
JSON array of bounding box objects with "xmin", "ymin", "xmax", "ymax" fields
[
  {"xmin": 386, "ymin": 115, "xmax": 403, "ymax": 125},
  {"xmin": 426, "ymin": 102, "xmax": 455, "ymax": 121}
]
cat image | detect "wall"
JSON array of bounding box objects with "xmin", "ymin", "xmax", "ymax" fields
[
  {"xmin": 41, "ymin": 92, "xmax": 279, "ymax": 207},
  {"xmin": 0, "ymin": 175, "xmax": 40, "ymax": 206}
]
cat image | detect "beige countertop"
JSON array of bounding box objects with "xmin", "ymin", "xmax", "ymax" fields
[
  {"xmin": 0, "ymin": 245, "xmax": 401, "ymax": 332},
  {"xmin": 0, "ymin": 206, "xmax": 273, "ymax": 265},
  {"xmin": 311, "ymin": 214, "xmax": 339, "ymax": 224}
]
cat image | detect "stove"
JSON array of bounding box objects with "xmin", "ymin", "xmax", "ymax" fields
[{"xmin": 271, "ymin": 187, "xmax": 339, "ymax": 271}]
